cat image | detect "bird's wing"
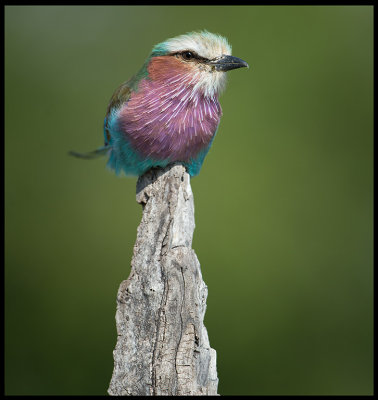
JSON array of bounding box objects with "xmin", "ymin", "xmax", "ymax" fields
[
  {"xmin": 104, "ymin": 80, "xmax": 133, "ymax": 145},
  {"xmin": 69, "ymin": 79, "xmax": 136, "ymax": 159},
  {"xmin": 105, "ymin": 80, "xmax": 133, "ymax": 118}
]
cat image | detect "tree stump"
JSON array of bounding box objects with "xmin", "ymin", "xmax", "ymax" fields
[{"xmin": 108, "ymin": 163, "xmax": 219, "ymax": 396}]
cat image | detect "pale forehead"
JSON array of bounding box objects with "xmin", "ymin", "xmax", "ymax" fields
[{"xmin": 164, "ymin": 31, "xmax": 232, "ymax": 59}]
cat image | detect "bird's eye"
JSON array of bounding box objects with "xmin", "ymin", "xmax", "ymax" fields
[{"xmin": 182, "ymin": 51, "xmax": 194, "ymax": 60}]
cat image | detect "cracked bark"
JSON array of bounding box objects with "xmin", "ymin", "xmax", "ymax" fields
[{"xmin": 108, "ymin": 163, "xmax": 219, "ymax": 396}]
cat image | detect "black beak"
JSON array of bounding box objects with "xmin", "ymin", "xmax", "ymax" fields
[{"xmin": 209, "ymin": 55, "xmax": 249, "ymax": 72}]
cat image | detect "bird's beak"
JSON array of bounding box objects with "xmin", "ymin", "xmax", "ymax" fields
[{"xmin": 208, "ymin": 55, "xmax": 249, "ymax": 72}]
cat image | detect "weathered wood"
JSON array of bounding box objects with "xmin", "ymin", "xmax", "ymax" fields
[{"xmin": 108, "ymin": 163, "xmax": 219, "ymax": 396}]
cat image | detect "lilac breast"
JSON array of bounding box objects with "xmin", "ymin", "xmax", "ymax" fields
[{"xmin": 117, "ymin": 75, "xmax": 222, "ymax": 161}]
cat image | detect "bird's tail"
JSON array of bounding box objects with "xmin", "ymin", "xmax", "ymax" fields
[{"xmin": 68, "ymin": 145, "xmax": 110, "ymax": 159}]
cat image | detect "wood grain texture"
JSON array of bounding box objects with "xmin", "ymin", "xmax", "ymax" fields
[{"xmin": 108, "ymin": 163, "xmax": 218, "ymax": 396}]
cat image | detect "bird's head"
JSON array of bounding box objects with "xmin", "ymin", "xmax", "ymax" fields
[{"xmin": 145, "ymin": 30, "xmax": 248, "ymax": 99}]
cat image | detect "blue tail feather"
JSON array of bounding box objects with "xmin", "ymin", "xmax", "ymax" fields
[{"xmin": 69, "ymin": 146, "xmax": 110, "ymax": 159}]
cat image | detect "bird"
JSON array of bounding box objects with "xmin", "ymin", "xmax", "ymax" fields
[{"xmin": 70, "ymin": 30, "xmax": 248, "ymax": 177}]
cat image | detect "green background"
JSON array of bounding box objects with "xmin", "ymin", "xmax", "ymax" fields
[{"xmin": 5, "ymin": 6, "xmax": 373, "ymax": 395}]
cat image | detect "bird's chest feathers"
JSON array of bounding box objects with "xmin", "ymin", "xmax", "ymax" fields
[{"xmin": 117, "ymin": 56, "xmax": 222, "ymax": 161}]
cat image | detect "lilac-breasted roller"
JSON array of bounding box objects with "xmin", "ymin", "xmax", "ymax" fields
[{"xmin": 70, "ymin": 31, "xmax": 248, "ymax": 177}]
